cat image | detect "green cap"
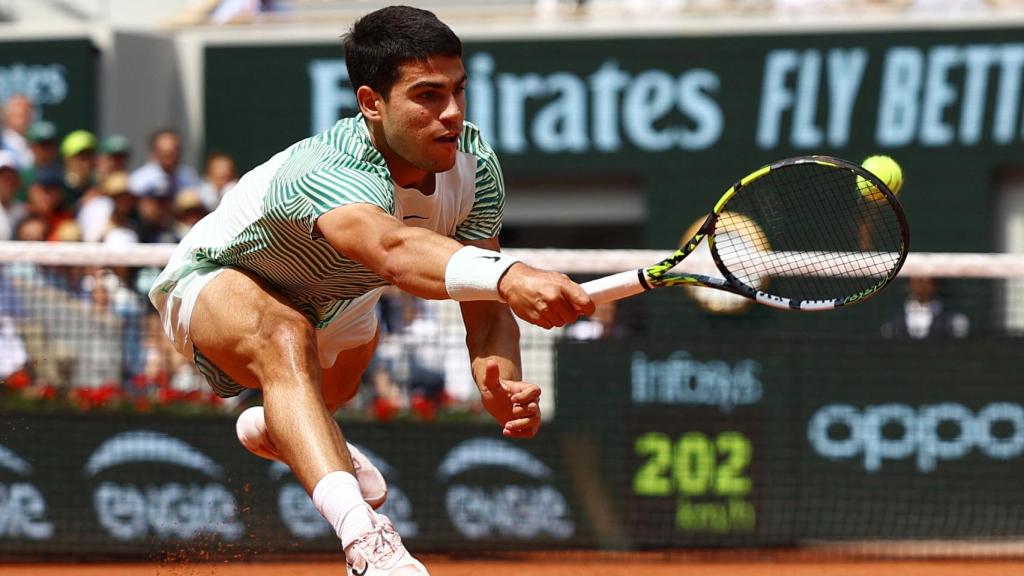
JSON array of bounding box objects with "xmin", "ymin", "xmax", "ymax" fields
[
  {"xmin": 27, "ymin": 121, "xmax": 58, "ymax": 143},
  {"xmin": 99, "ymin": 134, "xmax": 131, "ymax": 155},
  {"xmin": 60, "ymin": 129, "xmax": 98, "ymax": 158}
]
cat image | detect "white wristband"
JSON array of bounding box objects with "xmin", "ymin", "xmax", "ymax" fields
[{"xmin": 444, "ymin": 245, "xmax": 521, "ymax": 302}]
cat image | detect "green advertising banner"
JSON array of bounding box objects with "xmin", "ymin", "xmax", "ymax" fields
[
  {"xmin": 206, "ymin": 27, "xmax": 1024, "ymax": 252},
  {"xmin": 0, "ymin": 39, "xmax": 97, "ymax": 135}
]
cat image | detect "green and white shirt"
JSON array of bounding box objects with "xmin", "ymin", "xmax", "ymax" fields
[{"xmin": 151, "ymin": 115, "xmax": 505, "ymax": 328}]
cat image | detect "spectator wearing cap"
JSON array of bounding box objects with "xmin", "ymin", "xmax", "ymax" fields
[
  {"xmin": 128, "ymin": 128, "xmax": 199, "ymax": 201},
  {"xmin": 24, "ymin": 166, "xmax": 76, "ymax": 242},
  {"xmin": 2, "ymin": 95, "xmax": 36, "ymax": 169},
  {"xmin": 134, "ymin": 171, "xmax": 178, "ymax": 243},
  {"xmin": 195, "ymin": 151, "xmax": 237, "ymax": 211},
  {"xmin": 0, "ymin": 150, "xmax": 25, "ymax": 240},
  {"xmin": 172, "ymin": 188, "xmax": 209, "ymax": 238},
  {"xmin": 96, "ymin": 134, "xmax": 132, "ymax": 184},
  {"xmin": 60, "ymin": 129, "xmax": 98, "ymax": 208},
  {"xmin": 99, "ymin": 172, "xmax": 140, "ymax": 245},
  {"xmin": 18, "ymin": 121, "xmax": 61, "ymax": 203}
]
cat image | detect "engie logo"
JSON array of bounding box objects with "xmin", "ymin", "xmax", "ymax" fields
[
  {"xmin": 437, "ymin": 438, "xmax": 574, "ymax": 540},
  {"xmin": 808, "ymin": 402, "xmax": 1024, "ymax": 473},
  {"xmin": 0, "ymin": 443, "xmax": 53, "ymax": 540},
  {"xmin": 273, "ymin": 443, "xmax": 417, "ymax": 539},
  {"xmin": 84, "ymin": 430, "xmax": 243, "ymax": 541}
]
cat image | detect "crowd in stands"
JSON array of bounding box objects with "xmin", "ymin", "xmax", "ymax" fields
[{"xmin": 0, "ymin": 94, "xmax": 554, "ymax": 421}]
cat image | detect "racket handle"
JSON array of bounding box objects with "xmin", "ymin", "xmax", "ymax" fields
[{"xmin": 581, "ymin": 270, "xmax": 648, "ymax": 305}]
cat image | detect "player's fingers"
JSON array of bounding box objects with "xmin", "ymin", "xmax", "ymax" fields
[
  {"xmin": 510, "ymin": 385, "xmax": 541, "ymax": 404},
  {"xmin": 482, "ymin": 359, "xmax": 504, "ymax": 392},
  {"xmin": 503, "ymin": 418, "xmax": 540, "ymax": 438},
  {"xmin": 566, "ymin": 282, "xmax": 596, "ymax": 315},
  {"xmin": 547, "ymin": 298, "xmax": 578, "ymax": 327},
  {"xmin": 511, "ymin": 402, "xmax": 539, "ymax": 418}
]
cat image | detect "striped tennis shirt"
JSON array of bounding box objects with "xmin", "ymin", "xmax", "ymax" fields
[{"xmin": 150, "ymin": 114, "xmax": 505, "ymax": 328}]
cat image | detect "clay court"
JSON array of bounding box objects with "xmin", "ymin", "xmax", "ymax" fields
[{"xmin": 4, "ymin": 553, "xmax": 1024, "ymax": 576}]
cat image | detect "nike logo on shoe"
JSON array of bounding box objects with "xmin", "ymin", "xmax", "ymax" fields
[{"xmin": 476, "ymin": 256, "xmax": 501, "ymax": 262}]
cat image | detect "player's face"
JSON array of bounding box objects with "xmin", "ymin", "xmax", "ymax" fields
[{"xmin": 378, "ymin": 56, "xmax": 466, "ymax": 181}]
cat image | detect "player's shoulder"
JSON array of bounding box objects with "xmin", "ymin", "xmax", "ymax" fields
[
  {"xmin": 281, "ymin": 116, "xmax": 390, "ymax": 183},
  {"xmin": 457, "ymin": 122, "xmax": 498, "ymax": 162}
]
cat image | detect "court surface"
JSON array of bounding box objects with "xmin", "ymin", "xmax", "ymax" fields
[{"xmin": 3, "ymin": 556, "xmax": 1023, "ymax": 576}]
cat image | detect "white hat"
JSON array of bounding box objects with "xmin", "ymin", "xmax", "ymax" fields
[{"xmin": 0, "ymin": 150, "xmax": 17, "ymax": 172}]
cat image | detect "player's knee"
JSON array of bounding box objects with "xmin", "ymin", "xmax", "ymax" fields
[{"xmin": 251, "ymin": 312, "xmax": 319, "ymax": 381}]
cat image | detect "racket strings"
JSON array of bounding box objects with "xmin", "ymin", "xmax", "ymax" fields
[{"xmin": 713, "ymin": 162, "xmax": 905, "ymax": 302}]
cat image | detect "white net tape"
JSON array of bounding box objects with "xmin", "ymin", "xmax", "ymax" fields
[{"xmin": 0, "ymin": 242, "xmax": 1022, "ymax": 278}]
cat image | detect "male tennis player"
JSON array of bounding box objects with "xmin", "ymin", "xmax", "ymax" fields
[{"xmin": 149, "ymin": 5, "xmax": 593, "ymax": 576}]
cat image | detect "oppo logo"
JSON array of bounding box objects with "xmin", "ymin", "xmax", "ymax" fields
[{"xmin": 808, "ymin": 402, "xmax": 1024, "ymax": 473}]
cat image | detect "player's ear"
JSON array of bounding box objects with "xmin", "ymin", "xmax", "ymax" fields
[{"xmin": 357, "ymin": 86, "xmax": 384, "ymax": 121}]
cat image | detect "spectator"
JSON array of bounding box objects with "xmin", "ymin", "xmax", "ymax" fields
[
  {"xmin": 0, "ymin": 150, "xmax": 25, "ymax": 241},
  {"xmin": 96, "ymin": 134, "xmax": 132, "ymax": 183},
  {"xmin": 129, "ymin": 128, "xmax": 200, "ymax": 201},
  {"xmin": 196, "ymin": 151, "xmax": 237, "ymax": 210},
  {"xmin": 60, "ymin": 129, "xmax": 98, "ymax": 208},
  {"xmin": 172, "ymin": 188, "xmax": 209, "ymax": 237},
  {"xmin": 18, "ymin": 121, "xmax": 60, "ymax": 203},
  {"xmin": 99, "ymin": 172, "xmax": 141, "ymax": 245},
  {"xmin": 881, "ymin": 276, "xmax": 970, "ymax": 339},
  {"xmin": 14, "ymin": 214, "xmax": 47, "ymax": 242},
  {"xmin": 2, "ymin": 95, "xmax": 35, "ymax": 169},
  {"xmin": 133, "ymin": 174, "xmax": 178, "ymax": 243},
  {"xmin": 24, "ymin": 167, "xmax": 76, "ymax": 242}
]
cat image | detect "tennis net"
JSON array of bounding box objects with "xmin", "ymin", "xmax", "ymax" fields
[{"xmin": 1, "ymin": 242, "xmax": 1023, "ymax": 559}]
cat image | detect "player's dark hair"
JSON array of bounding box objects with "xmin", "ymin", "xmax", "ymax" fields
[{"xmin": 342, "ymin": 6, "xmax": 462, "ymax": 100}]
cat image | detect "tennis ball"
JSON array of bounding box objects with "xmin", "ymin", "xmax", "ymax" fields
[{"xmin": 858, "ymin": 155, "xmax": 903, "ymax": 201}]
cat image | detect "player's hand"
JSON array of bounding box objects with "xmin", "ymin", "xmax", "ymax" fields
[
  {"xmin": 480, "ymin": 360, "xmax": 542, "ymax": 438},
  {"xmin": 498, "ymin": 263, "xmax": 595, "ymax": 330}
]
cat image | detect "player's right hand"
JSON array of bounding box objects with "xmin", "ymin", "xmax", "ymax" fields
[{"xmin": 498, "ymin": 263, "xmax": 595, "ymax": 329}]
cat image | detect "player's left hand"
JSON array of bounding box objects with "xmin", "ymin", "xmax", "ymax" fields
[{"xmin": 480, "ymin": 359, "xmax": 542, "ymax": 438}]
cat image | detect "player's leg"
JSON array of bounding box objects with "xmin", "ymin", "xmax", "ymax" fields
[
  {"xmin": 188, "ymin": 268, "xmax": 354, "ymax": 491},
  {"xmin": 236, "ymin": 331, "xmax": 388, "ymax": 508},
  {"xmin": 188, "ymin": 273, "xmax": 425, "ymax": 574}
]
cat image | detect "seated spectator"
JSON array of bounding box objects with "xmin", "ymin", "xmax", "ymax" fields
[
  {"xmin": 18, "ymin": 121, "xmax": 60, "ymax": 203},
  {"xmin": 173, "ymin": 188, "xmax": 209, "ymax": 237},
  {"xmin": 196, "ymin": 151, "xmax": 237, "ymax": 211},
  {"xmin": 96, "ymin": 134, "xmax": 132, "ymax": 183},
  {"xmin": 881, "ymin": 276, "xmax": 970, "ymax": 339},
  {"xmin": 0, "ymin": 150, "xmax": 25, "ymax": 240},
  {"xmin": 60, "ymin": 129, "xmax": 98, "ymax": 208},
  {"xmin": 132, "ymin": 175, "xmax": 179, "ymax": 243},
  {"xmin": 24, "ymin": 167, "xmax": 76, "ymax": 242},
  {"xmin": 14, "ymin": 214, "xmax": 47, "ymax": 242},
  {"xmin": 129, "ymin": 128, "xmax": 200, "ymax": 200},
  {"xmin": 2, "ymin": 95, "xmax": 35, "ymax": 169},
  {"xmin": 99, "ymin": 172, "xmax": 141, "ymax": 245}
]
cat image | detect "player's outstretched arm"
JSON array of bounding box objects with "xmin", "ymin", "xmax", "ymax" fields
[
  {"xmin": 317, "ymin": 204, "xmax": 595, "ymax": 327},
  {"xmin": 460, "ymin": 237, "xmax": 541, "ymax": 438}
]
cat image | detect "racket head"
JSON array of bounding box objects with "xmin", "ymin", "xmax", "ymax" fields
[{"xmin": 647, "ymin": 155, "xmax": 909, "ymax": 311}]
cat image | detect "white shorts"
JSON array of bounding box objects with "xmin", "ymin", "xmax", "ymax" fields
[{"xmin": 150, "ymin": 263, "xmax": 383, "ymax": 397}]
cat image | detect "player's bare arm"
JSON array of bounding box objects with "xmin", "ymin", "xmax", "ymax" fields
[
  {"xmin": 459, "ymin": 237, "xmax": 542, "ymax": 438},
  {"xmin": 316, "ymin": 203, "xmax": 595, "ymax": 328}
]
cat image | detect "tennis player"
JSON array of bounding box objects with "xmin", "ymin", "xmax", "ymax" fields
[{"xmin": 149, "ymin": 5, "xmax": 593, "ymax": 575}]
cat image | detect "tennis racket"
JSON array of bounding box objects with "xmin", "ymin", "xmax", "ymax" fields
[{"xmin": 581, "ymin": 155, "xmax": 909, "ymax": 311}]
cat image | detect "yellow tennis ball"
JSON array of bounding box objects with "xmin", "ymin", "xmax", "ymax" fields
[{"xmin": 858, "ymin": 155, "xmax": 903, "ymax": 201}]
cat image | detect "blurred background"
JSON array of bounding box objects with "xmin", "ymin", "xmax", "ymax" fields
[{"xmin": 2, "ymin": 0, "xmax": 1024, "ymax": 565}]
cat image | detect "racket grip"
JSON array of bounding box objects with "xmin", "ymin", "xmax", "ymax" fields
[{"xmin": 580, "ymin": 270, "xmax": 647, "ymax": 305}]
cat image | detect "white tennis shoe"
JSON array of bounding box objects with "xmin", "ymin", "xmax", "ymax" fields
[
  {"xmin": 344, "ymin": 508, "xmax": 429, "ymax": 576},
  {"xmin": 236, "ymin": 406, "xmax": 388, "ymax": 509}
]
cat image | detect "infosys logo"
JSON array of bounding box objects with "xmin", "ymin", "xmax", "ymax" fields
[
  {"xmin": 808, "ymin": 402, "xmax": 1024, "ymax": 473},
  {"xmin": 85, "ymin": 430, "xmax": 243, "ymax": 541},
  {"xmin": 438, "ymin": 438, "xmax": 574, "ymax": 540},
  {"xmin": 0, "ymin": 443, "xmax": 53, "ymax": 540}
]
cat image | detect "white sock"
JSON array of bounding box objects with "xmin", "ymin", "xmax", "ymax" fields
[{"xmin": 311, "ymin": 470, "xmax": 374, "ymax": 549}]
